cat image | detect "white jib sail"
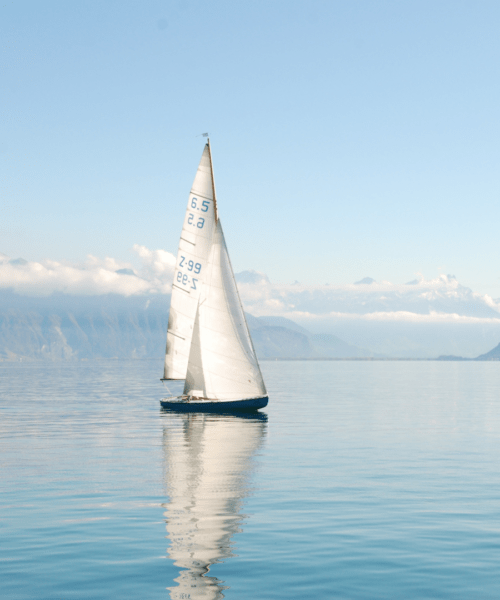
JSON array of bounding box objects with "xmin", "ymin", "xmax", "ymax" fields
[
  {"xmin": 183, "ymin": 220, "xmax": 267, "ymax": 400},
  {"xmin": 164, "ymin": 143, "xmax": 217, "ymax": 379}
]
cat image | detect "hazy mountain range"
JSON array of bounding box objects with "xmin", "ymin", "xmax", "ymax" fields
[
  {"xmin": 1, "ymin": 250, "xmax": 500, "ymax": 359},
  {"xmin": 235, "ymin": 270, "xmax": 500, "ymax": 358},
  {"xmin": 0, "ymin": 290, "xmax": 374, "ymax": 361}
]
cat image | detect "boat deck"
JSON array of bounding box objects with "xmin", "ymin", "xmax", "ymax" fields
[{"xmin": 160, "ymin": 395, "xmax": 268, "ymax": 412}]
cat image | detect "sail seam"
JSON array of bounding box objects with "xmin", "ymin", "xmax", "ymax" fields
[
  {"xmin": 203, "ymin": 371, "xmax": 260, "ymax": 385},
  {"xmin": 180, "ymin": 237, "xmax": 195, "ymax": 246}
]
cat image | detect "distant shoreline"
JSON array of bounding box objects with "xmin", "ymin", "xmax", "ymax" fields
[
  {"xmin": 261, "ymin": 357, "xmax": 497, "ymax": 361},
  {"xmin": 1, "ymin": 356, "xmax": 498, "ymax": 363}
]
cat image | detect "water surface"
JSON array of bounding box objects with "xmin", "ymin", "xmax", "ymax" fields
[{"xmin": 1, "ymin": 360, "xmax": 500, "ymax": 598}]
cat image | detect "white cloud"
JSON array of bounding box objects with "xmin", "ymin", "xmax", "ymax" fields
[
  {"xmin": 2, "ymin": 252, "xmax": 500, "ymax": 329},
  {"xmin": 282, "ymin": 310, "xmax": 500, "ymax": 326},
  {"xmin": 131, "ymin": 244, "xmax": 176, "ymax": 291},
  {"xmin": 235, "ymin": 270, "xmax": 500, "ymax": 320},
  {"xmin": 0, "ymin": 246, "xmax": 176, "ymax": 296},
  {"xmin": 81, "ymin": 254, "xmax": 130, "ymax": 272}
]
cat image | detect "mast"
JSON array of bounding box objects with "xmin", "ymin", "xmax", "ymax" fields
[{"xmin": 206, "ymin": 138, "xmax": 219, "ymax": 223}]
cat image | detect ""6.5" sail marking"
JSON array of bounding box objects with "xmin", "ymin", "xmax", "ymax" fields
[{"xmin": 190, "ymin": 197, "xmax": 210, "ymax": 212}]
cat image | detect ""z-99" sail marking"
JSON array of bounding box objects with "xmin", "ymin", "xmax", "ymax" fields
[{"xmin": 179, "ymin": 256, "xmax": 201, "ymax": 274}]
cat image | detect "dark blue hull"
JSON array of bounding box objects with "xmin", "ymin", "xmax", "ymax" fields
[{"xmin": 160, "ymin": 396, "xmax": 268, "ymax": 413}]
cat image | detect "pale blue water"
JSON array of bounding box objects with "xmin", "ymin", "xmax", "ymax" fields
[{"xmin": 1, "ymin": 360, "xmax": 500, "ymax": 599}]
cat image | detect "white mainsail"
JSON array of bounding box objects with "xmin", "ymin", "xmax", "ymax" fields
[
  {"xmin": 164, "ymin": 143, "xmax": 218, "ymax": 379},
  {"xmin": 183, "ymin": 220, "xmax": 267, "ymax": 400}
]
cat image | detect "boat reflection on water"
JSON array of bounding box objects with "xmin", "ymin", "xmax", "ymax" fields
[{"xmin": 161, "ymin": 411, "xmax": 267, "ymax": 599}]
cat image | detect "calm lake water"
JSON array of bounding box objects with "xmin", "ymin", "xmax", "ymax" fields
[{"xmin": 1, "ymin": 360, "xmax": 500, "ymax": 599}]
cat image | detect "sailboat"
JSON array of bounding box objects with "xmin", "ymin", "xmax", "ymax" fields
[{"xmin": 160, "ymin": 139, "xmax": 268, "ymax": 411}]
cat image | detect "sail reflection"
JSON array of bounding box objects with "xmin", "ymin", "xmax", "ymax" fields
[{"xmin": 162, "ymin": 411, "xmax": 267, "ymax": 599}]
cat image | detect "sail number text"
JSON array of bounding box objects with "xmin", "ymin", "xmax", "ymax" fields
[
  {"xmin": 176, "ymin": 271, "xmax": 198, "ymax": 290},
  {"xmin": 191, "ymin": 197, "xmax": 210, "ymax": 211},
  {"xmin": 186, "ymin": 197, "xmax": 209, "ymax": 229},
  {"xmin": 176, "ymin": 255, "xmax": 201, "ymax": 290},
  {"xmin": 179, "ymin": 256, "xmax": 201, "ymax": 274},
  {"xmin": 187, "ymin": 213, "xmax": 205, "ymax": 228}
]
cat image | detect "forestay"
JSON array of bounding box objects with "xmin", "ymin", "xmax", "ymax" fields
[
  {"xmin": 183, "ymin": 220, "xmax": 267, "ymax": 400},
  {"xmin": 164, "ymin": 144, "xmax": 217, "ymax": 380}
]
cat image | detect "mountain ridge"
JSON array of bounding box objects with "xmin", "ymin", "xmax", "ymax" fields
[{"xmin": 0, "ymin": 291, "xmax": 373, "ymax": 361}]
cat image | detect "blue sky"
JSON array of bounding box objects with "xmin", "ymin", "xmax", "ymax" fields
[{"xmin": 2, "ymin": 0, "xmax": 500, "ymax": 295}]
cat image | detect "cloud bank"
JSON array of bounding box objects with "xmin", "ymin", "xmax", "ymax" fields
[
  {"xmin": 2, "ymin": 251, "xmax": 500, "ymax": 328},
  {"xmin": 232, "ymin": 272, "xmax": 500, "ymax": 357},
  {"xmin": 2, "ymin": 254, "xmax": 500, "ymax": 357},
  {"xmin": 235, "ymin": 272, "xmax": 500, "ymax": 324},
  {"xmin": 0, "ymin": 246, "xmax": 176, "ymax": 296}
]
